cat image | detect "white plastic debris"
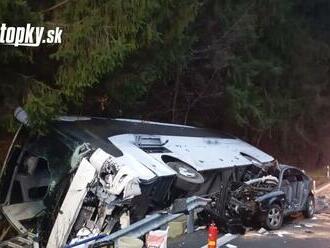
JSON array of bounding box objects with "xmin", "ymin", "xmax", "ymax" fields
[
  {"xmin": 226, "ymin": 244, "xmax": 237, "ymax": 248},
  {"xmin": 224, "ymin": 233, "xmax": 234, "ymax": 237},
  {"xmin": 120, "ymin": 211, "xmax": 130, "ymax": 229},
  {"xmin": 294, "ymin": 225, "xmax": 302, "ymax": 228},
  {"xmin": 303, "ymin": 223, "xmax": 315, "ymax": 228},
  {"xmin": 146, "ymin": 228, "xmax": 169, "ymax": 248},
  {"xmin": 246, "ymin": 233, "xmax": 262, "ymax": 237},
  {"xmin": 195, "ymin": 226, "xmax": 207, "ymax": 231},
  {"xmin": 118, "ymin": 237, "xmax": 143, "ymax": 248},
  {"xmin": 257, "ymin": 227, "xmax": 267, "ymax": 234},
  {"xmin": 273, "ymin": 231, "xmax": 292, "ymax": 237}
]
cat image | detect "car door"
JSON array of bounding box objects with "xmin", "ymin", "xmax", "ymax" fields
[
  {"xmin": 281, "ymin": 168, "xmax": 309, "ymax": 211},
  {"xmin": 293, "ymin": 169, "xmax": 310, "ymax": 210},
  {"xmin": 280, "ymin": 169, "xmax": 293, "ymax": 211}
]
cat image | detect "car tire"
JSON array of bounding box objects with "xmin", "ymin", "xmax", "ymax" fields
[
  {"xmin": 264, "ymin": 204, "xmax": 284, "ymax": 230},
  {"xmin": 166, "ymin": 161, "xmax": 204, "ymax": 192},
  {"xmin": 303, "ymin": 195, "xmax": 315, "ymax": 218}
]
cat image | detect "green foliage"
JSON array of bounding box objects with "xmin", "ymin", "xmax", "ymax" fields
[
  {"xmin": 0, "ymin": 0, "xmax": 330, "ymax": 157},
  {"xmin": 52, "ymin": 0, "xmax": 199, "ymax": 105},
  {"xmin": 0, "ymin": 0, "xmax": 40, "ymax": 132},
  {"xmin": 219, "ymin": 0, "xmax": 330, "ymax": 149},
  {"xmin": 25, "ymin": 81, "xmax": 65, "ymax": 131}
]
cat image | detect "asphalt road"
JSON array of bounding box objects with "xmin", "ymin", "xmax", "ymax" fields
[
  {"xmin": 229, "ymin": 211, "xmax": 330, "ymax": 248},
  {"xmin": 169, "ymin": 183, "xmax": 330, "ymax": 248}
]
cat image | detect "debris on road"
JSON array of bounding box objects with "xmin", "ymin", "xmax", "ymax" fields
[
  {"xmin": 146, "ymin": 228, "xmax": 169, "ymax": 248},
  {"xmin": 315, "ymin": 196, "xmax": 329, "ymax": 212},
  {"xmin": 257, "ymin": 228, "xmax": 268, "ymax": 235},
  {"xmin": 194, "ymin": 226, "xmax": 207, "ymax": 231},
  {"xmin": 226, "ymin": 244, "xmax": 238, "ymax": 248},
  {"xmin": 224, "ymin": 233, "xmax": 235, "ymax": 237},
  {"xmin": 301, "ymin": 223, "xmax": 316, "ymax": 228},
  {"xmin": 118, "ymin": 237, "xmax": 144, "ymax": 248},
  {"xmin": 168, "ymin": 221, "xmax": 186, "ymax": 239},
  {"xmin": 273, "ymin": 230, "xmax": 293, "ymax": 237}
]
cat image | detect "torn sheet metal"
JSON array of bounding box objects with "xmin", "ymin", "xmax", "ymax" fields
[
  {"xmin": 0, "ymin": 116, "xmax": 280, "ymax": 247},
  {"xmin": 245, "ymin": 175, "xmax": 278, "ymax": 186},
  {"xmin": 90, "ymin": 148, "xmax": 156, "ymax": 181},
  {"xmin": 47, "ymin": 158, "xmax": 96, "ymax": 248},
  {"xmin": 89, "ymin": 148, "xmax": 142, "ymax": 200},
  {"xmin": 55, "ymin": 148, "xmax": 143, "ymax": 247}
]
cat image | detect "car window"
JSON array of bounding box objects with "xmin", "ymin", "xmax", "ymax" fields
[
  {"xmin": 296, "ymin": 174, "xmax": 304, "ymax": 181},
  {"xmin": 26, "ymin": 132, "xmax": 72, "ymax": 182},
  {"xmin": 283, "ymin": 169, "xmax": 297, "ymax": 182},
  {"xmin": 10, "ymin": 154, "xmax": 50, "ymax": 204},
  {"xmin": 7, "ymin": 131, "xmax": 73, "ymax": 204},
  {"xmin": 292, "ymin": 169, "xmax": 307, "ymax": 181}
]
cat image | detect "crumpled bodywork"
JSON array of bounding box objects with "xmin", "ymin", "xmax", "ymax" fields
[
  {"xmin": 196, "ymin": 163, "xmax": 283, "ymax": 231},
  {"xmin": 49, "ymin": 147, "xmax": 143, "ymax": 247},
  {"xmin": 0, "ymin": 117, "xmax": 279, "ymax": 247},
  {"xmin": 226, "ymin": 165, "xmax": 285, "ymax": 226},
  {"xmin": 228, "ymin": 177, "xmax": 279, "ymax": 216}
]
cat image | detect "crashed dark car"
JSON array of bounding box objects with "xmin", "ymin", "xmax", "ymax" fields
[
  {"xmin": 0, "ymin": 111, "xmax": 277, "ymax": 247},
  {"xmin": 227, "ymin": 164, "xmax": 315, "ymax": 230}
]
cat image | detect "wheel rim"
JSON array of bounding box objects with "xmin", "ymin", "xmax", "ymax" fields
[
  {"xmin": 167, "ymin": 161, "xmax": 204, "ymax": 184},
  {"xmin": 268, "ymin": 207, "xmax": 281, "ymax": 227},
  {"xmin": 308, "ymin": 198, "xmax": 314, "ymax": 215},
  {"xmin": 178, "ymin": 166, "xmax": 196, "ymax": 178}
]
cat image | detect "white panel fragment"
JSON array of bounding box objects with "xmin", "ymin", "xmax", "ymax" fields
[
  {"xmin": 47, "ymin": 158, "xmax": 96, "ymax": 248},
  {"xmin": 89, "ymin": 148, "xmax": 112, "ymax": 172}
]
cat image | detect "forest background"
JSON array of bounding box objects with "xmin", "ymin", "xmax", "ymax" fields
[{"xmin": 0, "ymin": 0, "xmax": 330, "ymax": 170}]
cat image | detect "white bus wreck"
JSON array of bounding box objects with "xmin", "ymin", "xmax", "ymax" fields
[{"xmin": 0, "ymin": 114, "xmax": 280, "ymax": 247}]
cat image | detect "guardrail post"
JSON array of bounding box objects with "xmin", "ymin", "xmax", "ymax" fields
[
  {"xmin": 187, "ymin": 209, "xmax": 195, "ymax": 234},
  {"xmin": 327, "ymin": 165, "xmax": 330, "ymax": 179}
]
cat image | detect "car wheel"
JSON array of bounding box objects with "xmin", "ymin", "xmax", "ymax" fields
[
  {"xmin": 167, "ymin": 161, "xmax": 204, "ymax": 192},
  {"xmin": 264, "ymin": 204, "xmax": 283, "ymax": 230},
  {"xmin": 303, "ymin": 195, "xmax": 315, "ymax": 218}
]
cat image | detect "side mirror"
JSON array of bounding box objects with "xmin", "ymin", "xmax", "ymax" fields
[{"xmin": 14, "ymin": 107, "xmax": 29, "ymax": 126}]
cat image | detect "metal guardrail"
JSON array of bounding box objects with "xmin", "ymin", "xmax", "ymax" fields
[{"xmin": 65, "ymin": 196, "xmax": 210, "ymax": 248}]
